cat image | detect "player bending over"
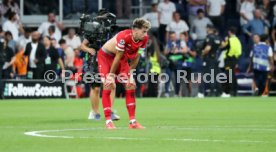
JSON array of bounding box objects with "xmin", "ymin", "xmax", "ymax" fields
[{"xmin": 97, "ymin": 18, "xmax": 151, "ymax": 129}]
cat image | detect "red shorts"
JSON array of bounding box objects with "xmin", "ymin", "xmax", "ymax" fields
[{"xmin": 97, "ymin": 48, "xmax": 131, "ymax": 83}]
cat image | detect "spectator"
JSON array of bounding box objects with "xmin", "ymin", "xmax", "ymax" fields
[
  {"xmin": 0, "ymin": 0, "xmax": 20, "ymax": 24},
  {"xmin": 2, "ymin": 11, "xmax": 24, "ymax": 41},
  {"xmin": 38, "ymin": 12, "xmax": 64, "ymax": 41},
  {"xmin": 240, "ymin": 0, "xmax": 255, "ymax": 26},
  {"xmin": 243, "ymin": 9, "xmax": 270, "ymax": 36},
  {"xmin": 190, "ymin": 9, "xmax": 213, "ymax": 41},
  {"xmin": 24, "ymin": 31, "xmax": 46, "ymax": 79},
  {"xmin": 248, "ymin": 34, "xmax": 274, "ymax": 96},
  {"xmin": 73, "ymin": 49, "xmax": 83, "ymax": 74},
  {"xmin": 243, "ymin": 9, "xmax": 270, "ymax": 56},
  {"xmin": 51, "ymin": 38, "xmax": 64, "ymax": 76},
  {"xmin": 43, "ymin": 36, "xmax": 64, "ymax": 74},
  {"xmin": 158, "ymin": 0, "xmax": 176, "ymax": 45},
  {"xmin": 51, "ymin": 38, "xmax": 63, "ymax": 57},
  {"xmin": 59, "ymin": 39, "xmax": 75, "ymax": 69},
  {"xmin": 63, "ymin": 28, "xmax": 81, "ymax": 49},
  {"xmin": 16, "ymin": 28, "xmax": 32, "ymax": 52},
  {"xmin": 188, "ymin": 0, "xmax": 207, "ymax": 23},
  {"xmin": 206, "ymin": 0, "xmax": 226, "ymax": 36},
  {"xmin": 1, "ymin": 38, "xmax": 15, "ymax": 79},
  {"xmin": 13, "ymin": 46, "xmax": 28, "ymax": 79},
  {"xmin": 257, "ymin": 0, "xmax": 271, "ymax": 21},
  {"xmin": 48, "ymin": 25, "xmax": 60, "ymax": 42},
  {"xmin": 142, "ymin": 3, "xmax": 159, "ymax": 37},
  {"xmin": 73, "ymin": 49, "xmax": 84, "ymax": 83},
  {"xmin": 166, "ymin": 12, "xmax": 189, "ymax": 41},
  {"xmin": 171, "ymin": 0, "xmax": 189, "ymax": 22},
  {"xmin": 4, "ymin": 31, "xmax": 16, "ymax": 53}
]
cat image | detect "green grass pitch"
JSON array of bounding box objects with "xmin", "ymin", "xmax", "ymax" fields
[{"xmin": 0, "ymin": 97, "xmax": 276, "ymax": 152}]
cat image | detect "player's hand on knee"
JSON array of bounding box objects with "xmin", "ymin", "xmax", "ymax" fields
[
  {"xmin": 104, "ymin": 73, "xmax": 116, "ymax": 89},
  {"xmin": 125, "ymin": 73, "xmax": 136, "ymax": 90}
]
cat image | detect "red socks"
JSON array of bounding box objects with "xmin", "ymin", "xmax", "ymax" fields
[
  {"xmin": 102, "ymin": 89, "xmax": 136, "ymax": 121},
  {"xmin": 125, "ymin": 90, "xmax": 136, "ymax": 120},
  {"xmin": 102, "ymin": 90, "xmax": 112, "ymax": 120}
]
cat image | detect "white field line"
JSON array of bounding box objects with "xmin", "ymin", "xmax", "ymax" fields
[
  {"xmin": 24, "ymin": 127, "xmax": 273, "ymax": 143},
  {"xmin": 158, "ymin": 126, "xmax": 276, "ymax": 132}
]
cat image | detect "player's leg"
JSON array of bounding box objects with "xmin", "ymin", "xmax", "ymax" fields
[
  {"xmin": 102, "ymin": 80, "xmax": 116, "ymax": 129},
  {"xmin": 97, "ymin": 49, "xmax": 116, "ymax": 129},
  {"xmin": 122, "ymin": 72, "xmax": 145, "ymax": 129},
  {"xmin": 110, "ymin": 89, "xmax": 120, "ymax": 121}
]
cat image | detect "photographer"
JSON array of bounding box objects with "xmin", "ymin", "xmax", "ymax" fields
[{"xmin": 80, "ymin": 9, "xmax": 119, "ymax": 121}]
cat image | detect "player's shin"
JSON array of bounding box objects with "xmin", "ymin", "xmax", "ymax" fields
[
  {"xmin": 102, "ymin": 90, "xmax": 112, "ymax": 121},
  {"xmin": 125, "ymin": 90, "xmax": 136, "ymax": 121}
]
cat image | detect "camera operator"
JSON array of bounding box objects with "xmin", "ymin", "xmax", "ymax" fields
[{"xmin": 80, "ymin": 9, "xmax": 120, "ymax": 121}]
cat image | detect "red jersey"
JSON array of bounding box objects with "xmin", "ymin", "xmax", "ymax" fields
[{"xmin": 115, "ymin": 29, "xmax": 148, "ymax": 59}]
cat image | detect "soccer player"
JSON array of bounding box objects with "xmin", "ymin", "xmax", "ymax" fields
[{"xmin": 97, "ymin": 18, "xmax": 151, "ymax": 129}]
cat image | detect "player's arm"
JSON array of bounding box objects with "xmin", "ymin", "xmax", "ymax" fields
[
  {"xmin": 80, "ymin": 39, "xmax": 96, "ymax": 55},
  {"xmin": 109, "ymin": 32, "xmax": 128, "ymax": 74},
  {"xmin": 110, "ymin": 51, "xmax": 124, "ymax": 74}
]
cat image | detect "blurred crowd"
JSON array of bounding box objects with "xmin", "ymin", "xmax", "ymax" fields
[
  {"xmin": 138, "ymin": 0, "xmax": 276, "ymax": 97},
  {"xmin": 0, "ymin": 0, "xmax": 276, "ymax": 98}
]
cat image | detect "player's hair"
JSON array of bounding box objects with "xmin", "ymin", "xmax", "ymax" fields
[{"xmin": 132, "ymin": 18, "xmax": 151, "ymax": 30}]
